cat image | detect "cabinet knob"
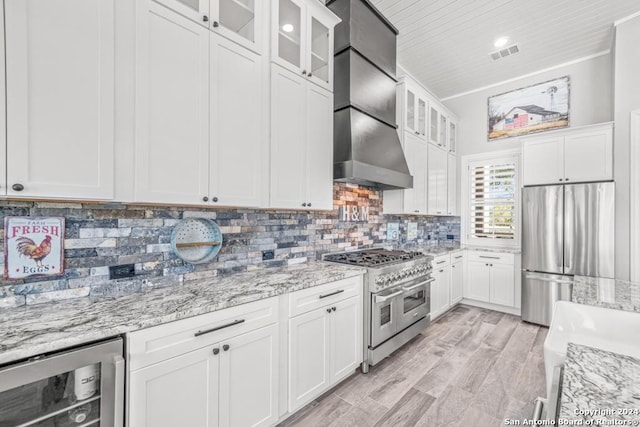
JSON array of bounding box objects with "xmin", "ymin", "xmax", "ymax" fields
[
  {"xmin": 302, "ymin": 70, "xmax": 307, "ymax": 75},
  {"xmin": 332, "ymin": 306, "xmax": 336, "ymax": 311},
  {"xmin": 212, "ymin": 197, "xmax": 218, "ymax": 202},
  {"xmin": 558, "ymin": 178, "xmax": 563, "ymax": 182},
  {"xmin": 565, "ymin": 178, "xmax": 570, "ymax": 181},
  {"xmin": 223, "ymin": 344, "xmax": 230, "ymax": 351},
  {"xmin": 12, "ymin": 183, "xmax": 24, "ymax": 192},
  {"xmin": 490, "ymin": 264, "xmax": 493, "ymax": 267},
  {"xmin": 326, "ymin": 308, "xmax": 331, "ymax": 313},
  {"xmin": 203, "ymin": 15, "xmax": 209, "ymax": 22},
  {"xmin": 439, "ymin": 269, "xmax": 444, "ymax": 273},
  {"xmin": 307, "ymin": 203, "xmax": 312, "ymax": 207},
  {"xmin": 308, "ymin": 72, "xmax": 313, "ymax": 77},
  {"xmin": 203, "ymin": 196, "xmax": 209, "ymax": 202},
  {"xmin": 212, "ymin": 347, "xmax": 219, "ymax": 355},
  {"xmin": 213, "ymin": 21, "xmax": 219, "ymax": 28},
  {"xmin": 414, "ymin": 210, "xmax": 419, "ymax": 213},
  {"xmin": 302, "ymin": 203, "xmax": 307, "ymax": 207}
]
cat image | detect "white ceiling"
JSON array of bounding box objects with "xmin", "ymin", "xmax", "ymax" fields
[{"xmin": 369, "ymin": 0, "xmax": 640, "ymax": 99}]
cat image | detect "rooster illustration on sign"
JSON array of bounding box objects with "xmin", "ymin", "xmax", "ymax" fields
[{"xmin": 15, "ymin": 235, "xmax": 53, "ymax": 267}]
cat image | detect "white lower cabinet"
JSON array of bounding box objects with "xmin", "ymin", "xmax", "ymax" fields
[
  {"xmin": 450, "ymin": 252, "xmax": 464, "ymax": 304},
  {"xmin": 128, "ymin": 298, "xmax": 279, "ymax": 427},
  {"xmin": 464, "ymin": 251, "xmax": 516, "ymax": 308},
  {"xmin": 431, "ymin": 265, "xmax": 451, "ymax": 319},
  {"xmin": 288, "ymin": 278, "xmax": 363, "ymax": 412}
]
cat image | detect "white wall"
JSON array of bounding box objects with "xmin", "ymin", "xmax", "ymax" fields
[
  {"xmin": 443, "ymin": 54, "xmax": 614, "ymax": 157},
  {"xmin": 614, "ymin": 15, "xmax": 640, "ymax": 281}
]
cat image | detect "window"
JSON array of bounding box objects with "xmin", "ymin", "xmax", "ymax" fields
[{"xmin": 469, "ymin": 159, "xmax": 517, "ymax": 241}]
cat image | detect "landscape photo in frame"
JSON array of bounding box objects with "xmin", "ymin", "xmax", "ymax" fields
[{"xmin": 488, "ymin": 76, "xmax": 570, "ymax": 141}]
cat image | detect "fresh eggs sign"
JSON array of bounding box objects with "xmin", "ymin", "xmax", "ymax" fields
[{"xmin": 4, "ymin": 217, "xmax": 65, "ymax": 280}]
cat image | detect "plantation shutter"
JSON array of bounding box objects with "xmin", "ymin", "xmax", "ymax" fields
[{"xmin": 469, "ymin": 161, "xmax": 516, "ymax": 240}]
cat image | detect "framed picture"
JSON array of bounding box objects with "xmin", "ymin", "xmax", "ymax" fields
[
  {"xmin": 4, "ymin": 217, "xmax": 65, "ymax": 280},
  {"xmin": 488, "ymin": 76, "xmax": 570, "ymax": 141}
]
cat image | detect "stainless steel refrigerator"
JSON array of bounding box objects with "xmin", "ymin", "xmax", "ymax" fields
[{"xmin": 521, "ymin": 182, "xmax": 615, "ymax": 326}]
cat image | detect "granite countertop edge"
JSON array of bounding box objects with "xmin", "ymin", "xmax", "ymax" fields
[{"xmin": 0, "ymin": 262, "xmax": 366, "ymax": 366}]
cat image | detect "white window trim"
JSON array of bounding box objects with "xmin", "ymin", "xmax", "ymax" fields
[{"xmin": 461, "ymin": 148, "xmax": 521, "ymax": 249}]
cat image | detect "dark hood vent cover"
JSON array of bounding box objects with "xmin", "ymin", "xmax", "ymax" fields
[{"xmin": 328, "ymin": 0, "xmax": 412, "ymax": 190}]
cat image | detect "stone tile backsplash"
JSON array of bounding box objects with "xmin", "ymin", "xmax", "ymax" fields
[{"xmin": 0, "ymin": 183, "xmax": 460, "ymax": 307}]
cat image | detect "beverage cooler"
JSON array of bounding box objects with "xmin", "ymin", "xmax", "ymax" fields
[{"xmin": 0, "ymin": 337, "xmax": 124, "ymax": 427}]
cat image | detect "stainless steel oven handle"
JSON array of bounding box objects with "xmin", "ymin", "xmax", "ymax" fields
[
  {"xmin": 403, "ymin": 278, "xmax": 434, "ymax": 291},
  {"xmin": 524, "ymin": 274, "xmax": 574, "ymax": 285},
  {"xmin": 374, "ymin": 290, "xmax": 403, "ymax": 303},
  {"xmin": 114, "ymin": 355, "xmax": 125, "ymax": 427}
]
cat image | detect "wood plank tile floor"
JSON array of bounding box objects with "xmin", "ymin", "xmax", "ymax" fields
[{"xmin": 278, "ymin": 305, "xmax": 548, "ymax": 427}]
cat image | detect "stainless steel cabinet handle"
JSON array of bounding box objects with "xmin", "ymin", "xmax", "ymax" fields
[
  {"xmin": 319, "ymin": 289, "xmax": 344, "ymax": 299},
  {"xmin": 374, "ymin": 290, "xmax": 403, "ymax": 303},
  {"xmin": 532, "ymin": 397, "xmax": 545, "ymax": 422},
  {"xmin": 114, "ymin": 355, "xmax": 125, "ymax": 427},
  {"xmin": 194, "ymin": 319, "xmax": 245, "ymax": 336},
  {"xmin": 524, "ymin": 274, "xmax": 574, "ymax": 284},
  {"xmin": 479, "ymin": 255, "xmax": 500, "ymax": 259},
  {"xmin": 454, "ymin": 255, "xmax": 463, "ymax": 259},
  {"xmin": 436, "ymin": 260, "xmax": 446, "ymax": 264}
]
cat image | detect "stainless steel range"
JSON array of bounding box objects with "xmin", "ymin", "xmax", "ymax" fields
[{"xmin": 324, "ymin": 249, "xmax": 433, "ymax": 373}]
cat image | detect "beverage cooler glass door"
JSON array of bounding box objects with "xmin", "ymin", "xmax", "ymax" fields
[{"xmin": 0, "ymin": 338, "xmax": 124, "ymax": 427}]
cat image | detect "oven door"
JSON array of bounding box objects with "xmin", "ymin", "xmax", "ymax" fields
[
  {"xmin": 370, "ymin": 286, "xmax": 402, "ymax": 347},
  {"xmin": 397, "ymin": 277, "xmax": 432, "ymax": 331}
]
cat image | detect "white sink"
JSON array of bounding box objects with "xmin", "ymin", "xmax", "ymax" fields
[{"xmin": 544, "ymin": 301, "xmax": 640, "ymax": 396}]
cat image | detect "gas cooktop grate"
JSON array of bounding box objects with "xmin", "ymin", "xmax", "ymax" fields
[{"xmin": 324, "ymin": 249, "xmax": 426, "ymax": 267}]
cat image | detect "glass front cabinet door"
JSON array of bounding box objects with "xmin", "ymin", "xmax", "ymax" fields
[
  {"xmin": 154, "ymin": 0, "xmax": 264, "ymax": 53},
  {"xmin": 448, "ymin": 120, "xmax": 457, "ymax": 153},
  {"xmin": 272, "ymin": 0, "xmax": 339, "ymax": 90}
]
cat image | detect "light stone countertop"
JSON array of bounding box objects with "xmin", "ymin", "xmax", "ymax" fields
[
  {"xmin": 0, "ymin": 262, "xmax": 365, "ymax": 366},
  {"xmin": 462, "ymin": 245, "xmax": 521, "ymax": 254},
  {"xmin": 559, "ymin": 343, "xmax": 640, "ymax": 423},
  {"xmin": 572, "ymin": 276, "xmax": 640, "ymax": 313}
]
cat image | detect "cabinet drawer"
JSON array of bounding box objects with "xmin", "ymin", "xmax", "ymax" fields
[
  {"xmin": 289, "ymin": 276, "xmax": 362, "ymax": 318},
  {"xmin": 128, "ymin": 297, "xmax": 278, "ymax": 371},
  {"xmin": 432, "ymin": 254, "xmax": 451, "ymax": 268},
  {"xmin": 466, "ymin": 251, "xmax": 514, "ymax": 265},
  {"xmin": 451, "ymin": 251, "xmax": 465, "ymax": 263}
]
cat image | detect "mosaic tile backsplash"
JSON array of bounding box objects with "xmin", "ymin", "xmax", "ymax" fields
[{"xmin": 0, "ymin": 183, "xmax": 460, "ymax": 308}]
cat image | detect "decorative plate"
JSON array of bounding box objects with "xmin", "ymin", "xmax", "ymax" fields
[{"xmin": 170, "ymin": 218, "xmax": 223, "ymax": 265}]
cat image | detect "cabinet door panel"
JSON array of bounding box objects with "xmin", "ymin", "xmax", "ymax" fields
[
  {"xmin": 330, "ymin": 297, "xmax": 361, "ymax": 383},
  {"xmin": 270, "ymin": 65, "xmax": 307, "ymax": 209},
  {"xmin": 431, "ymin": 266, "xmax": 450, "ymax": 318},
  {"xmin": 427, "ymin": 145, "xmax": 447, "ymax": 215},
  {"xmin": 448, "ymin": 121, "xmax": 457, "ymax": 154},
  {"xmin": 289, "ymin": 309, "xmax": 329, "ymax": 411},
  {"xmin": 405, "ymin": 87, "xmax": 417, "ymax": 134},
  {"xmin": 305, "ymin": 85, "xmax": 334, "ymax": 210},
  {"xmin": 563, "ymin": 129, "xmax": 613, "ymax": 183},
  {"xmin": 214, "ymin": 0, "xmax": 263, "ymax": 53},
  {"xmin": 522, "ymin": 137, "xmax": 564, "ymax": 186},
  {"xmin": 451, "ymin": 260, "xmax": 463, "ymax": 304},
  {"xmin": 428, "ymin": 105, "xmax": 439, "ymax": 145},
  {"xmin": 404, "ymin": 134, "xmax": 427, "ymax": 214},
  {"xmin": 307, "ymin": 15, "xmax": 333, "ymax": 90},
  {"xmin": 490, "ymin": 263, "xmax": 515, "ymax": 307},
  {"xmin": 447, "ymin": 153, "xmax": 457, "ymax": 216},
  {"xmin": 6, "ymin": 0, "xmax": 115, "ymax": 199},
  {"xmin": 129, "ymin": 346, "xmax": 219, "ymax": 427},
  {"xmin": 155, "ymin": 0, "xmax": 210, "ymax": 26},
  {"xmin": 134, "ymin": 1, "xmax": 210, "ymax": 204},
  {"xmin": 210, "ymin": 34, "xmax": 265, "ymax": 207},
  {"xmin": 272, "ymin": 0, "xmax": 305, "ymax": 74},
  {"xmin": 466, "ymin": 260, "xmax": 490, "ymax": 302},
  {"xmin": 0, "ymin": 5, "xmax": 6, "ymax": 197},
  {"xmin": 219, "ymin": 325, "xmax": 278, "ymax": 427}
]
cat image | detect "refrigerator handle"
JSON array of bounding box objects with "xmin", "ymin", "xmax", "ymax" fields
[
  {"xmin": 113, "ymin": 355, "xmax": 125, "ymax": 427},
  {"xmin": 564, "ymin": 186, "xmax": 574, "ymax": 274}
]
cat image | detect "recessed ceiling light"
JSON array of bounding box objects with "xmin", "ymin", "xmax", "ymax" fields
[
  {"xmin": 494, "ymin": 37, "xmax": 509, "ymax": 48},
  {"xmin": 282, "ymin": 24, "xmax": 294, "ymax": 33}
]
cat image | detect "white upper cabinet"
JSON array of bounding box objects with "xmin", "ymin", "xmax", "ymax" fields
[
  {"xmin": 522, "ymin": 123, "xmax": 613, "ymax": 186},
  {"xmin": 270, "ymin": 65, "xmax": 333, "ymax": 210},
  {"xmin": 438, "ymin": 112, "xmax": 448, "ymax": 149},
  {"xmin": 135, "ymin": 0, "xmax": 266, "ymax": 207},
  {"xmin": 5, "ymin": 0, "xmax": 115, "ymax": 200},
  {"xmin": 402, "ymin": 82, "xmax": 427, "ymax": 140},
  {"xmin": 155, "ymin": 0, "xmax": 264, "ymax": 53},
  {"xmin": 134, "ymin": 1, "xmax": 210, "ymax": 205},
  {"xmin": 210, "ymin": 34, "xmax": 266, "ymax": 207},
  {"xmin": 427, "ymin": 144, "xmax": 447, "ymax": 215},
  {"xmin": 428, "ymin": 104, "xmax": 439, "ymax": 146},
  {"xmin": 272, "ymin": 0, "xmax": 338, "ymax": 91},
  {"xmin": 447, "ymin": 153, "xmax": 457, "ymax": 216},
  {"xmin": 448, "ymin": 120, "xmax": 457, "ymax": 154},
  {"xmin": 382, "ymin": 132, "xmax": 427, "ymax": 215},
  {"xmin": 0, "ymin": 5, "xmax": 6, "ymax": 197}
]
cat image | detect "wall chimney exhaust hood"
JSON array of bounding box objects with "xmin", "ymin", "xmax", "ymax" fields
[{"xmin": 327, "ymin": 0, "xmax": 413, "ymax": 190}]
